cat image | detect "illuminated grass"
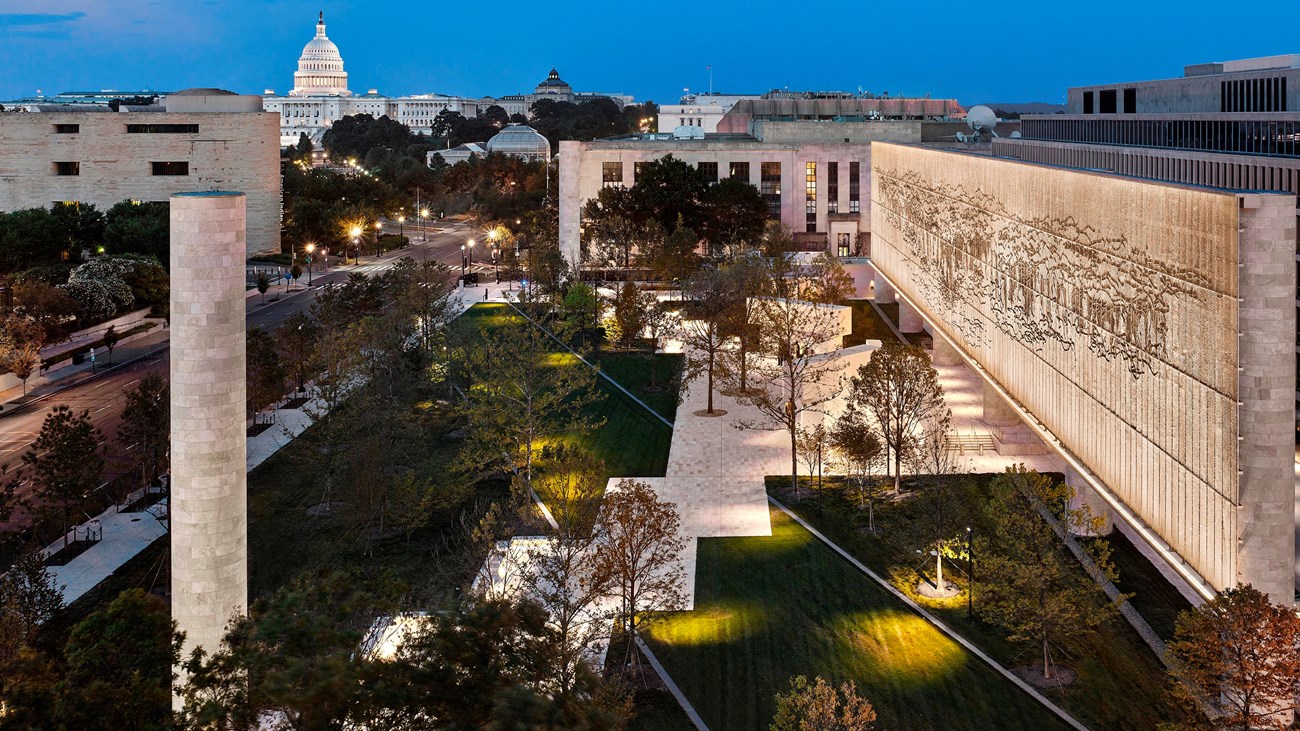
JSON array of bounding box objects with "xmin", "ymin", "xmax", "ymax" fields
[{"xmin": 645, "ymin": 509, "xmax": 1071, "ymax": 731}]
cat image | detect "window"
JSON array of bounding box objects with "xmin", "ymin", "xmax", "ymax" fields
[
  {"xmin": 698, "ymin": 161, "xmax": 718, "ymax": 183},
  {"xmin": 1123, "ymin": 88, "xmax": 1136, "ymax": 113},
  {"xmin": 633, "ymin": 162, "xmax": 647, "ymax": 180},
  {"xmin": 848, "ymin": 161, "xmax": 860, "ymax": 213},
  {"xmin": 1083, "ymin": 91, "xmax": 1094, "ymax": 115},
  {"xmin": 837, "ymin": 233, "xmax": 852, "ymax": 257},
  {"xmin": 151, "ymin": 161, "xmax": 189, "ymax": 176},
  {"xmin": 827, "ymin": 161, "xmax": 839, "ymax": 214},
  {"xmin": 1099, "ymin": 89, "xmax": 1117, "ymax": 114},
  {"xmin": 53, "ymin": 124, "xmax": 79, "ymax": 134},
  {"xmin": 729, "ymin": 161, "xmax": 750, "ymax": 181},
  {"xmin": 760, "ymin": 162, "xmax": 781, "ymax": 219},
  {"xmin": 805, "ymin": 162, "xmax": 817, "ymax": 232},
  {"xmin": 601, "ymin": 161, "xmax": 623, "ymax": 184},
  {"xmin": 127, "ymin": 124, "xmax": 200, "ymax": 134},
  {"xmin": 53, "ymin": 161, "xmax": 79, "ymax": 176}
]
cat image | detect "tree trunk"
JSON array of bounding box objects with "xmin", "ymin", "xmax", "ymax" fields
[
  {"xmin": 936, "ymin": 551, "xmax": 944, "ymax": 591},
  {"xmin": 894, "ymin": 450, "xmax": 902, "ymax": 493},
  {"xmin": 706, "ymin": 352, "xmax": 715, "ymax": 414},
  {"xmin": 790, "ymin": 428, "xmax": 799, "ymax": 497},
  {"xmin": 1043, "ymin": 638, "xmax": 1053, "ymax": 680},
  {"xmin": 739, "ymin": 339, "xmax": 748, "ymax": 392}
]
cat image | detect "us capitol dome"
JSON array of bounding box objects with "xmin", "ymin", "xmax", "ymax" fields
[{"xmin": 290, "ymin": 12, "xmax": 350, "ymax": 97}]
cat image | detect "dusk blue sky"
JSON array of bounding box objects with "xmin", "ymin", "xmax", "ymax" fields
[{"xmin": 0, "ymin": 1, "xmax": 1288, "ymax": 106}]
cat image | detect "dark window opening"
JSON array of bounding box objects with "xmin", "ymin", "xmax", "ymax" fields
[
  {"xmin": 54, "ymin": 124, "xmax": 79, "ymax": 134},
  {"xmin": 848, "ymin": 161, "xmax": 861, "ymax": 213},
  {"xmin": 1083, "ymin": 91, "xmax": 1094, "ymax": 114},
  {"xmin": 151, "ymin": 161, "xmax": 189, "ymax": 176},
  {"xmin": 1099, "ymin": 90, "xmax": 1117, "ymax": 114},
  {"xmin": 698, "ymin": 161, "xmax": 718, "ymax": 183},
  {"xmin": 729, "ymin": 161, "xmax": 750, "ymax": 181},
  {"xmin": 601, "ymin": 161, "xmax": 622, "ymax": 184},
  {"xmin": 1123, "ymin": 88, "xmax": 1136, "ymax": 113},
  {"xmin": 128, "ymin": 124, "xmax": 200, "ymax": 134},
  {"xmin": 760, "ymin": 161, "xmax": 781, "ymax": 219},
  {"xmin": 53, "ymin": 161, "xmax": 79, "ymax": 176},
  {"xmin": 827, "ymin": 161, "xmax": 839, "ymax": 214}
]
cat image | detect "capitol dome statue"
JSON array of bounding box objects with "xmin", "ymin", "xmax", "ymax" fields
[
  {"xmin": 485, "ymin": 125, "xmax": 552, "ymax": 162},
  {"xmin": 289, "ymin": 12, "xmax": 351, "ymax": 97}
]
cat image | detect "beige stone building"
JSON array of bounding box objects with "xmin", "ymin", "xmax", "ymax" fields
[
  {"xmin": 871, "ymin": 142, "xmax": 1297, "ymax": 603},
  {"xmin": 0, "ymin": 89, "xmax": 281, "ymax": 255}
]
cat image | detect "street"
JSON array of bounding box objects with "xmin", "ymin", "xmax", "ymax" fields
[{"xmin": 0, "ymin": 220, "xmax": 483, "ymax": 533}]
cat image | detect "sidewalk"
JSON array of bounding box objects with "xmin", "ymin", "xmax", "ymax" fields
[{"xmin": 0, "ymin": 327, "xmax": 172, "ymax": 413}]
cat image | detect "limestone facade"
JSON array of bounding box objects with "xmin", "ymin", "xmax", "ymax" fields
[
  {"xmin": 170, "ymin": 192, "xmax": 248, "ymax": 672},
  {"xmin": 870, "ymin": 142, "xmax": 1297, "ymax": 601},
  {"xmin": 0, "ymin": 102, "xmax": 280, "ymax": 254}
]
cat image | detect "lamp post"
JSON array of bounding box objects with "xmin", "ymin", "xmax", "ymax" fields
[
  {"xmin": 966, "ymin": 525, "xmax": 974, "ymax": 619},
  {"xmin": 348, "ymin": 225, "xmax": 362, "ymax": 265},
  {"xmin": 466, "ymin": 238, "xmax": 475, "ymax": 266},
  {"xmin": 305, "ymin": 243, "xmax": 315, "ymax": 285},
  {"xmin": 487, "ymin": 228, "xmax": 500, "ymax": 284},
  {"xmin": 397, "ymin": 215, "xmax": 406, "ymax": 248},
  {"xmin": 374, "ymin": 221, "xmax": 383, "ymax": 257},
  {"xmin": 419, "ymin": 207, "xmax": 429, "ymax": 241},
  {"xmin": 460, "ymin": 244, "xmax": 467, "ymax": 282}
]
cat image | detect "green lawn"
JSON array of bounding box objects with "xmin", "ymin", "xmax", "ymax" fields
[
  {"xmin": 645, "ymin": 508, "xmax": 1073, "ymax": 731},
  {"xmin": 770, "ymin": 479, "xmax": 1187, "ymax": 730},
  {"xmin": 459, "ymin": 303, "xmax": 677, "ymax": 479},
  {"xmin": 843, "ymin": 299, "xmax": 901, "ymax": 347}
]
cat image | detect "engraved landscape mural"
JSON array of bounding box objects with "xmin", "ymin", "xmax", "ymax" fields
[{"xmin": 869, "ymin": 143, "xmax": 1243, "ymax": 592}]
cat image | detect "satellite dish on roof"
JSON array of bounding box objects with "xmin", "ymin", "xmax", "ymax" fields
[
  {"xmin": 1010, "ymin": 130, "xmax": 1022, "ymax": 138},
  {"xmin": 966, "ymin": 105, "xmax": 998, "ymax": 133}
]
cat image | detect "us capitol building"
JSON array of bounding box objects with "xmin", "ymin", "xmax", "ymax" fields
[{"xmin": 262, "ymin": 12, "xmax": 633, "ymax": 146}]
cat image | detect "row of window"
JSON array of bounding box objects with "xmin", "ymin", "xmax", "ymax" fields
[
  {"xmin": 1082, "ymin": 88, "xmax": 1137, "ymax": 115},
  {"xmin": 598, "ymin": 158, "xmax": 864, "ymax": 225},
  {"xmin": 1221, "ymin": 77, "xmax": 1287, "ymax": 113},
  {"xmin": 49, "ymin": 124, "xmax": 201, "ymax": 134},
  {"xmin": 53, "ymin": 161, "xmax": 189, "ymax": 176},
  {"xmin": 1022, "ymin": 117, "xmax": 1300, "ymax": 158}
]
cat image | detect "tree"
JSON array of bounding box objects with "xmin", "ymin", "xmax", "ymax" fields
[
  {"xmin": 57, "ymin": 588, "xmax": 182, "ymax": 731},
  {"xmin": 104, "ymin": 200, "xmax": 169, "ymax": 262},
  {"xmin": 20, "ymin": 405, "xmax": 104, "ymax": 547},
  {"xmin": 719, "ymin": 252, "xmax": 768, "ymax": 392},
  {"xmin": 12, "ymin": 280, "xmax": 77, "ymax": 344},
  {"xmin": 975, "ymin": 466, "xmax": 1122, "ymax": 682},
  {"xmin": 276, "ymin": 310, "xmax": 319, "ymax": 394},
  {"xmin": 735, "ymin": 249, "xmax": 852, "ymax": 494},
  {"xmin": 460, "ymin": 314, "xmax": 603, "ymax": 488},
  {"xmin": 521, "ymin": 445, "xmax": 616, "ymax": 694},
  {"xmin": 771, "ymin": 675, "xmax": 876, "ymax": 731},
  {"xmin": 0, "ymin": 551, "xmax": 64, "ymax": 667},
  {"xmin": 101, "ymin": 324, "xmax": 119, "ymax": 364},
  {"xmin": 700, "ymin": 177, "xmax": 769, "ymax": 259},
  {"xmin": 1166, "ymin": 583, "xmax": 1300, "ymax": 730},
  {"xmin": 609, "ymin": 280, "xmax": 652, "ymax": 349},
  {"xmin": 795, "ymin": 423, "xmax": 832, "ymax": 501},
  {"xmin": 848, "ymin": 341, "xmax": 946, "ymax": 493},
  {"xmin": 592, "ymin": 479, "xmax": 686, "ymax": 676},
  {"xmin": 904, "ymin": 411, "xmax": 965, "ymax": 591},
  {"xmin": 829, "ymin": 406, "xmax": 885, "ymax": 534},
  {"xmin": 628, "ymin": 154, "xmax": 708, "ymax": 233},
  {"xmin": 390, "ymin": 257, "xmax": 456, "ymax": 352},
  {"xmin": 678, "ymin": 265, "xmax": 732, "ymax": 415},
  {"xmin": 118, "ymin": 372, "xmax": 169, "ymax": 490},
  {"xmin": 643, "ymin": 218, "xmax": 699, "ymax": 283},
  {"xmin": 582, "ymin": 185, "xmax": 650, "ymax": 269},
  {"xmin": 562, "ymin": 282, "xmax": 602, "ymax": 347},
  {"xmin": 256, "ymin": 271, "xmax": 270, "ymax": 303},
  {"xmin": 247, "ymin": 327, "xmax": 286, "ymax": 425},
  {"xmin": 2, "ymin": 340, "xmax": 41, "ymax": 396}
]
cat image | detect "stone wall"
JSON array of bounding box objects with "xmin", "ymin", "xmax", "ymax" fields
[
  {"xmin": 870, "ymin": 142, "xmax": 1296, "ymax": 599},
  {"xmin": 0, "ymin": 112, "xmax": 281, "ymax": 254}
]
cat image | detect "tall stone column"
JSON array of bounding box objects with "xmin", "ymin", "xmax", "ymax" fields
[
  {"xmin": 1234, "ymin": 193, "xmax": 1296, "ymax": 603},
  {"xmin": 981, "ymin": 379, "xmax": 1020, "ymax": 426},
  {"xmin": 1064, "ymin": 466, "xmax": 1114, "ymax": 536},
  {"xmin": 170, "ymin": 192, "xmax": 248, "ymax": 686},
  {"xmin": 931, "ymin": 334, "xmax": 963, "ymax": 366},
  {"xmin": 898, "ymin": 299, "xmax": 924, "ymax": 333},
  {"xmin": 873, "ymin": 272, "xmax": 895, "ymax": 303},
  {"xmin": 557, "ymin": 141, "xmax": 582, "ymax": 267}
]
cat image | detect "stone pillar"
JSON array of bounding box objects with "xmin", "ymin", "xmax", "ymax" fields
[
  {"xmin": 981, "ymin": 379, "xmax": 1020, "ymax": 427},
  {"xmin": 170, "ymin": 192, "xmax": 248, "ymax": 688},
  {"xmin": 898, "ymin": 299, "xmax": 924, "ymax": 333},
  {"xmin": 873, "ymin": 271, "xmax": 895, "ymax": 303},
  {"xmin": 557, "ymin": 141, "xmax": 582, "ymax": 267},
  {"xmin": 1064, "ymin": 466, "xmax": 1114, "ymax": 536},
  {"xmin": 1234, "ymin": 193, "xmax": 1296, "ymax": 603},
  {"xmin": 931, "ymin": 335, "xmax": 963, "ymax": 366}
]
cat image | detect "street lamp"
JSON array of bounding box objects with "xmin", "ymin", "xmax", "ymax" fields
[
  {"xmin": 466, "ymin": 238, "xmax": 475, "ymax": 266},
  {"xmin": 487, "ymin": 229, "xmax": 500, "ymax": 283},
  {"xmin": 397, "ymin": 215, "xmax": 406, "ymax": 247},
  {"xmin": 966, "ymin": 526, "xmax": 974, "ymax": 619},
  {"xmin": 349, "ymin": 225, "xmax": 362, "ymax": 264},
  {"xmin": 374, "ymin": 221, "xmax": 383, "ymax": 257},
  {"xmin": 305, "ymin": 243, "xmax": 316, "ymax": 285},
  {"xmin": 419, "ymin": 207, "xmax": 430, "ymax": 241},
  {"xmin": 460, "ymin": 243, "xmax": 467, "ymax": 281}
]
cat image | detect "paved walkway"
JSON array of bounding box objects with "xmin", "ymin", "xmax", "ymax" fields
[{"xmin": 42, "ymin": 495, "xmax": 168, "ymax": 605}]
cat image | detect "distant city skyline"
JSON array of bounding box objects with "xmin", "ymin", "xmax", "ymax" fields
[{"xmin": 0, "ymin": 0, "xmax": 1290, "ymax": 106}]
